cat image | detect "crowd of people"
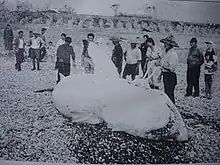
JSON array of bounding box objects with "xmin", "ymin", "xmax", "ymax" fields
[
  {"xmin": 2, "ymin": 24, "xmax": 218, "ymax": 105},
  {"xmin": 111, "ymin": 35, "xmax": 217, "ymax": 102}
]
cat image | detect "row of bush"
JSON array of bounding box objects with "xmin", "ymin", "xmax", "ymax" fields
[{"xmin": 1, "ymin": 9, "xmax": 220, "ymax": 37}]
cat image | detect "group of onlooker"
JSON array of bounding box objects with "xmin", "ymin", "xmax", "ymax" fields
[
  {"xmin": 3, "ymin": 24, "xmax": 47, "ymax": 71},
  {"xmin": 185, "ymin": 38, "xmax": 217, "ymax": 99},
  {"xmin": 111, "ymin": 34, "xmax": 217, "ymax": 103},
  {"xmin": 3, "ymin": 24, "xmax": 218, "ymax": 104}
]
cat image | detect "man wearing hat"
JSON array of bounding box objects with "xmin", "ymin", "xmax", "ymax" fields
[
  {"xmin": 56, "ymin": 37, "xmax": 76, "ymax": 84},
  {"xmin": 30, "ymin": 33, "xmax": 45, "ymax": 71},
  {"xmin": 111, "ymin": 39, "xmax": 123, "ymax": 76},
  {"xmin": 160, "ymin": 35, "xmax": 179, "ymax": 104},
  {"xmin": 185, "ymin": 37, "xmax": 204, "ymax": 97},
  {"xmin": 122, "ymin": 40, "xmax": 142, "ymax": 81}
]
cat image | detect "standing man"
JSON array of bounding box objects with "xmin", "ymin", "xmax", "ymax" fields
[
  {"xmin": 56, "ymin": 37, "xmax": 76, "ymax": 84},
  {"xmin": 160, "ymin": 35, "xmax": 179, "ymax": 104},
  {"xmin": 185, "ymin": 37, "xmax": 204, "ymax": 97},
  {"xmin": 139, "ymin": 35, "xmax": 149, "ymax": 77},
  {"xmin": 40, "ymin": 28, "xmax": 47, "ymax": 61},
  {"xmin": 81, "ymin": 33, "xmax": 97, "ymax": 74},
  {"xmin": 14, "ymin": 31, "xmax": 25, "ymax": 71},
  {"xmin": 28, "ymin": 31, "xmax": 34, "ymax": 58},
  {"xmin": 122, "ymin": 41, "xmax": 142, "ymax": 81},
  {"xmin": 55, "ymin": 33, "xmax": 66, "ymax": 68},
  {"xmin": 3, "ymin": 24, "xmax": 14, "ymax": 55},
  {"xmin": 30, "ymin": 33, "xmax": 45, "ymax": 71},
  {"xmin": 111, "ymin": 40, "xmax": 123, "ymax": 77},
  {"xmin": 81, "ymin": 39, "xmax": 94, "ymax": 74}
]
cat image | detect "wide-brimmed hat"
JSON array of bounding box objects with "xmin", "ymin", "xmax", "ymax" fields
[
  {"xmin": 160, "ymin": 35, "xmax": 179, "ymax": 47},
  {"xmin": 205, "ymin": 41, "xmax": 213, "ymax": 45}
]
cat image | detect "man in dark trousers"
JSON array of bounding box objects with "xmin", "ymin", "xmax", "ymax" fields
[
  {"xmin": 28, "ymin": 31, "xmax": 34, "ymax": 58},
  {"xmin": 139, "ymin": 35, "xmax": 149, "ymax": 77},
  {"xmin": 30, "ymin": 33, "xmax": 45, "ymax": 71},
  {"xmin": 14, "ymin": 31, "xmax": 25, "ymax": 71},
  {"xmin": 160, "ymin": 35, "xmax": 179, "ymax": 105},
  {"xmin": 185, "ymin": 37, "xmax": 204, "ymax": 97},
  {"xmin": 123, "ymin": 41, "xmax": 142, "ymax": 81},
  {"xmin": 111, "ymin": 40, "xmax": 123, "ymax": 77},
  {"xmin": 40, "ymin": 28, "xmax": 47, "ymax": 61},
  {"xmin": 56, "ymin": 37, "xmax": 76, "ymax": 84}
]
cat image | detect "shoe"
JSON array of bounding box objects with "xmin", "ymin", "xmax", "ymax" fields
[
  {"xmin": 202, "ymin": 95, "xmax": 207, "ymax": 98},
  {"xmin": 32, "ymin": 68, "xmax": 36, "ymax": 71},
  {"xmin": 184, "ymin": 94, "xmax": 191, "ymax": 97},
  {"xmin": 192, "ymin": 93, "xmax": 199, "ymax": 97}
]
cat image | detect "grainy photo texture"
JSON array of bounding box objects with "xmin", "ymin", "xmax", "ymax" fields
[{"xmin": 0, "ymin": 0, "xmax": 219, "ymax": 164}]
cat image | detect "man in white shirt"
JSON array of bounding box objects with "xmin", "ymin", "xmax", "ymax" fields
[
  {"xmin": 39, "ymin": 28, "xmax": 47, "ymax": 61},
  {"xmin": 160, "ymin": 35, "xmax": 179, "ymax": 104},
  {"xmin": 28, "ymin": 31, "xmax": 34, "ymax": 58},
  {"xmin": 30, "ymin": 33, "xmax": 45, "ymax": 71},
  {"xmin": 14, "ymin": 30, "xmax": 25, "ymax": 71},
  {"xmin": 56, "ymin": 33, "xmax": 66, "ymax": 50},
  {"xmin": 122, "ymin": 41, "xmax": 142, "ymax": 81}
]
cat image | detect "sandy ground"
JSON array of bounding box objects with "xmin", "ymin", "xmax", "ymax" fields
[{"xmin": 0, "ymin": 27, "xmax": 219, "ymax": 164}]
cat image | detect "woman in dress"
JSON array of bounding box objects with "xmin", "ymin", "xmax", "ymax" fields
[
  {"xmin": 3, "ymin": 24, "xmax": 13, "ymax": 55},
  {"xmin": 144, "ymin": 37, "xmax": 163, "ymax": 90}
]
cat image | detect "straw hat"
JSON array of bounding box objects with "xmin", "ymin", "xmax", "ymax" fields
[
  {"xmin": 205, "ymin": 41, "xmax": 213, "ymax": 45},
  {"xmin": 160, "ymin": 35, "xmax": 179, "ymax": 47}
]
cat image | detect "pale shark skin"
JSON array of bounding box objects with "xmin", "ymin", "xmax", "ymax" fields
[{"xmin": 52, "ymin": 39, "xmax": 188, "ymax": 142}]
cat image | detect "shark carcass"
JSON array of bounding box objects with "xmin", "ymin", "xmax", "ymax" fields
[{"xmin": 52, "ymin": 40, "xmax": 188, "ymax": 142}]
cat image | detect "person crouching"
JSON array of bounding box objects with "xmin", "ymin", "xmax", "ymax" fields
[
  {"xmin": 122, "ymin": 41, "xmax": 142, "ymax": 81},
  {"xmin": 30, "ymin": 33, "xmax": 45, "ymax": 71},
  {"xmin": 56, "ymin": 37, "xmax": 76, "ymax": 84}
]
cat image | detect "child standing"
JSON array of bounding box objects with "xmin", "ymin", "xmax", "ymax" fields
[{"xmin": 204, "ymin": 41, "xmax": 217, "ymax": 99}]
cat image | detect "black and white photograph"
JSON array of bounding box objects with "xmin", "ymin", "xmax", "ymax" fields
[{"xmin": 0, "ymin": 0, "xmax": 219, "ymax": 164}]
